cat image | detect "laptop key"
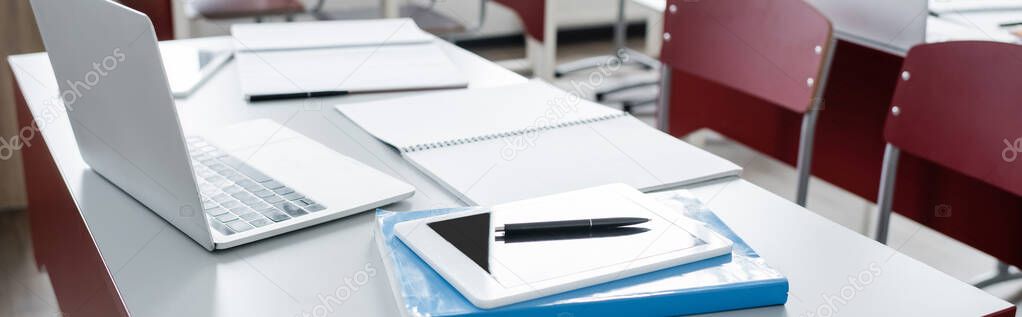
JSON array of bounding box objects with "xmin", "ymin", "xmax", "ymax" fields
[
  {"xmin": 275, "ymin": 202, "xmax": 307, "ymax": 217},
  {"xmin": 305, "ymin": 204, "xmax": 326, "ymax": 212},
  {"xmin": 202, "ymin": 199, "xmax": 218, "ymax": 210},
  {"xmin": 293, "ymin": 199, "xmax": 311, "ymax": 207},
  {"xmin": 196, "ymin": 170, "xmax": 216, "ymax": 179},
  {"xmin": 261, "ymin": 180, "xmax": 285, "ymax": 189},
  {"xmin": 246, "ymin": 200, "xmax": 270, "ymax": 209},
  {"xmin": 220, "ymin": 200, "xmax": 242, "ymax": 209},
  {"xmin": 223, "ymin": 185, "xmax": 244, "ymax": 194},
  {"xmin": 252, "ymin": 189, "xmax": 274, "ymax": 198},
  {"xmin": 229, "ymin": 206, "xmax": 254, "ymax": 215},
  {"xmin": 215, "ymin": 213, "xmax": 239, "ymax": 223},
  {"xmin": 238, "ymin": 212, "xmax": 264, "ymax": 222},
  {"xmin": 272, "ymin": 187, "xmax": 294, "ymax": 195},
  {"xmin": 225, "ymin": 220, "xmax": 254, "ymax": 233},
  {"xmin": 259, "ymin": 208, "xmax": 291, "ymax": 222},
  {"xmin": 211, "ymin": 193, "xmax": 232, "ymax": 203},
  {"xmin": 205, "ymin": 206, "xmax": 228, "ymax": 216},
  {"xmin": 282, "ymin": 192, "xmax": 304, "ymax": 201},
  {"xmin": 263, "ymin": 195, "xmax": 284, "ymax": 204},
  {"xmin": 231, "ymin": 192, "xmax": 257, "ymax": 201},
  {"xmin": 237, "ymin": 180, "xmax": 260, "ymax": 190},
  {"xmin": 209, "ymin": 218, "xmax": 234, "ymax": 236},
  {"xmin": 249, "ymin": 218, "xmax": 272, "ymax": 228}
]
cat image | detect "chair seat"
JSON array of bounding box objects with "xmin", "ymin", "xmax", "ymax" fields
[{"xmin": 191, "ymin": 0, "xmax": 305, "ymax": 20}]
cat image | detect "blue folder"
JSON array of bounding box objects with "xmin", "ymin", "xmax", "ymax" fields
[{"xmin": 374, "ymin": 192, "xmax": 788, "ymax": 316}]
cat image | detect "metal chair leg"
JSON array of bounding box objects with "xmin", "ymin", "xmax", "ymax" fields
[
  {"xmin": 554, "ymin": 0, "xmax": 629, "ymax": 77},
  {"xmin": 974, "ymin": 262, "xmax": 1022, "ymax": 288},
  {"xmin": 874, "ymin": 144, "xmax": 900, "ymax": 244},
  {"xmin": 655, "ymin": 68, "xmax": 672, "ymax": 132},
  {"xmin": 794, "ymin": 109, "xmax": 819, "ymax": 207},
  {"xmin": 793, "ymin": 36, "xmax": 836, "ymax": 207},
  {"xmin": 596, "ymin": 78, "xmax": 660, "ymax": 101},
  {"xmin": 622, "ymin": 97, "xmax": 658, "ymax": 113}
]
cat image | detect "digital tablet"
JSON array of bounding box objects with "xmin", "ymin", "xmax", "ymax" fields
[{"xmin": 394, "ymin": 184, "xmax": 733, "ymax": 309}]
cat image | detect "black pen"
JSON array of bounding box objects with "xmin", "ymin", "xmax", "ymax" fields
[
  {"xmin": 248, "ymin": 90, "xmax": 348, "ymax": 102},
  {"xmin": 495, "ymin": 217, "xmax": 649, "ymax": 236}
]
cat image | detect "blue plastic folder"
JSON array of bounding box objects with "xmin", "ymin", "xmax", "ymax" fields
[{"xmin": 373, "ymin": 191, "xmax": 788, "ymax": 316}]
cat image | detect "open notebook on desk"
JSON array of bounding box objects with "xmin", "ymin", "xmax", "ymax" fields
[
  {"xmin": 231, "ymin": 19, "xmax": 468, "ymax": 101},
  {"xmin": 336, "ymin": 81, "xmax": 742, "ymax": 205}
]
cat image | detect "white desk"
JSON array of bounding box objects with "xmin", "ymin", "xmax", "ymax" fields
[{"xmin": 8, "ymin": 36, "xmax": 1015, "ymax": 316}]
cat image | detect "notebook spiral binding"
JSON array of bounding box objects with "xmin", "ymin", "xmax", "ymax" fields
[{"xmin": 398, "ymin": 112, "xmax": 631, "ymax": 153}]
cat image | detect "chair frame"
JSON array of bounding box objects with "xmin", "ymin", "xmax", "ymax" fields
[
  {"xmin": 656, "ymin": 2, "xmax": 838, "ymax": 207},
  {"xmin": 873, "ymin": 41, "xmax": 1022, "ymax": 288}
]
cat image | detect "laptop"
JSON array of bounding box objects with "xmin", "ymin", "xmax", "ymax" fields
[{"xmin": 29, "ymin": 0, "xmax": 415, "ymax": 250}]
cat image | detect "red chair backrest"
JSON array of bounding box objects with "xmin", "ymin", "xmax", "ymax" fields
[
  {"xmin": 885, "ymin": 41, "xmax": 1022, "ymax": 197},
  {"xmin": 660, "ymin": 0, "xmax": 832, "ymax": 113},
  {"xmin": 493, "ymin": 0, "xmax": 546, "ymax": 42}
]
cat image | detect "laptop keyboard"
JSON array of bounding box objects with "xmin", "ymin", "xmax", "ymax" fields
[{"xmin": 186, "ymin": 136, "xmax": 326, "ymax": 236}]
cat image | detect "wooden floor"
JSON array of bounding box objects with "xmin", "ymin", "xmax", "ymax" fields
[
  {"xmin": 0, "ymin": 209, "xmax": 61, "ymax": 317},
  {"xmin": 0, "ymin": 0, "xmax": 38, "ymax": 211}
]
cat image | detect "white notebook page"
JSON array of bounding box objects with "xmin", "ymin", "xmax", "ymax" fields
[
  {"xmin": 337, "ymin": 81, "xmax": 623, "ymax": 149},
  {"xmin": 336, "ymin": 81, "xmax": 741, "ymax": 205},
  {"xmin": 404, "ymin": 116, "xmax": 741, "ymax": 205}
]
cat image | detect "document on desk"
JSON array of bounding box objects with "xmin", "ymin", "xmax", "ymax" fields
[
  {"xmin": 230, "ymin": 18, "xmax": 434, "ymax": 51},
  {"xmin": 336, "ymin": 81, "xmax": 742, "ymax": 205},
  {"xmin": 231, "ymin": 19, "xmax": 468, "ymax": 100}
]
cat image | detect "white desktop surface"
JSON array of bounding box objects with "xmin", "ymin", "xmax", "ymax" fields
[{"xmin": 8, "ymin": 36, "xmax": 1013, "ymax": 316}]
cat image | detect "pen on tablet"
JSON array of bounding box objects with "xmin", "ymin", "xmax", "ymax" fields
[
  {"xmin": 495, "ymin": 217, "xmax": 649, "ymax": 235},
  {"xmin": 248, "ymin": 90, "xmax": 348, "ymax": 102}
]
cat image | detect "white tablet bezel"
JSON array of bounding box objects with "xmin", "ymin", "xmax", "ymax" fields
[{"xmin": 394, "ymin": 185, "xmax": 734, "ymax": 309}]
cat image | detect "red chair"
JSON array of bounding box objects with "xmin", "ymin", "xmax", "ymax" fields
[
  {"xmin": 491, "ymin": 0, "xmax": 555, "ymax": 79},
  {"xmin": 656, "ymin": 0, "xmax": 836, "ymax": 206},
  {"xmin": 189, "ymin": 0, "xmax": 306, "ymax": 22},
  {"xmin": 874, "ymin": 41, "xmax": 1022, "ymax": 287}
]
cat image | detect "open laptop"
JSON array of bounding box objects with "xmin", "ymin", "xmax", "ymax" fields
[{"xmin": 29, "ymin": 0, "xmax": 415, "ymax": 250}]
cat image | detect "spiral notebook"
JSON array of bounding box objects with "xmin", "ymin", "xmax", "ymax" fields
[{"xmin": 336, "ymin": 81, "xmax": 742, "ymax": 205}]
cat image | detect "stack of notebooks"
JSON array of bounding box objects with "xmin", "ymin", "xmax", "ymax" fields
[
  {"xmin": 336, "ymin": 81, "xmax": 742, "ymax": 205},
  {"xmin": 230, "ymin": 19, "xmax": 468, "ymax": 101},
  {"xmin": 374, "ymin": 190, "xmax": 788, "ymax": 316}
]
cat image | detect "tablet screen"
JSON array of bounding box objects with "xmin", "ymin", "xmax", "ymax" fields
[{"xmin": 427, "ymin": 190, "xmax": 708, "ymax": 288}]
